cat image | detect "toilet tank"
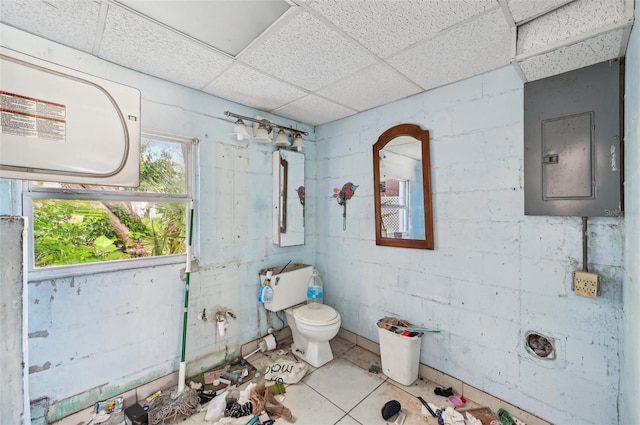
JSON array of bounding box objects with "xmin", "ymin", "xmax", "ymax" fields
[{"xmin": 260, "ymin": 264, "xmax": 313, "ymax": 312}]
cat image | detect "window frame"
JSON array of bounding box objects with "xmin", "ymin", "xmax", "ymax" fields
[
  {"xmin": 23, "ymin": 132, "xmax": 196, "ymax": 279},
  {"xmin": 380, "ymin": 178, "xmax": 410, "ymax": 234}
]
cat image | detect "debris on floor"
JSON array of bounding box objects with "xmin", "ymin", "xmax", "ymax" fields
[
  {"xmin": 434, "ymin": 386, "xmax": 454, "ymax": 397},
  {"xmin": 458, "ymin": 407, "xmax": 500, "ymax": 425},
  {"xmin": 264, "ymin": 358, "xmax": 307, "ymax": 383},
  {"xmin": 90, "ymin": 396, "xmax": 123, "ymax": 424},
  {"xmin": 147, "ymin": 387, "xmax": 199, "ymax": 424},
  {"xmin": 368, "ymin": 364, "xmax": 382, "ymax": 374}
]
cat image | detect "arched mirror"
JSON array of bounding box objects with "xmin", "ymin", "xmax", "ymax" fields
[{"xmin": 373, "ymin": 123, "xmax": 434, "ymax": 249}]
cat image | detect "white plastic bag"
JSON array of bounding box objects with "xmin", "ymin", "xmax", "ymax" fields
[
  {"xmin": 264, "ymin": 359, "xmax": 308, "ymax": 384},
  {"xmin": 205, "ymin": 390, "xmax": 227, "ymax": 422}
]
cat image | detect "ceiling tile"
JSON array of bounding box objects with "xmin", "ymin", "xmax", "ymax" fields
[
  {"xmin": 517, "ymin": 0, "xmax": 627, "ymax": 55},
  {"xmin": 98, "ymin": 4, "xmax": 233, "ymax": 89},
  {"xmin": 507, "ymin": 0, "xmax": 573, "ymax": 24},
  {"xmin": 387, "ymin": 9, "xmax": 512, "ymax": 91},
  {"xmin": 306, "ymin": 0, "xmax": 496, "ymax": 58},
  {"xmin": 518, "ymin": 29, "xmax": 624, "ymax": 81},
  {"xmin": 242, "ymin": 11, "xmax": 375, "ymax": 91},
  {"xmin": 317, "ymin": 63, "xmax": 422, "ymax": 112},
  {"xmin": 117, "ymin": 0, "xmax": 291, "ymax": 56},
  {"xmin": 273, "ymin": 95, "xmax": 357, "ymax": 126},
  {"xmin": 202, "ymin": 63, "xmax": 308, "ymax": 111},
  {"xmin": 0, "ymin": 0, "xmax": 101, "ymax": 53}
]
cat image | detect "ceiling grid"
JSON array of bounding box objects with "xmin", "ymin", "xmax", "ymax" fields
[{"xmin": 0, "ymin": 0, "xmax": 634, "ymax": 126}]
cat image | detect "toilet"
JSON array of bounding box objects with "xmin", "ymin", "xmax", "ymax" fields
[{"xmin": 261, "ymin": 264, "xmax": 341, "ymax": 367}]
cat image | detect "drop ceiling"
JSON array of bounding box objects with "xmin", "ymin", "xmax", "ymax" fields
[{"xmin": 0, "ymin": 0, "xmax": 634, "ymax": 126}]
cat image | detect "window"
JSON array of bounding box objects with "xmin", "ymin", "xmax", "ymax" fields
[
  {"xmin": 380, "ymin": 178, "xmax": 409, "ymax": 237},
  {"xmin": 23, "ymin": 133, "xmax": 195, "ymax": 277}
]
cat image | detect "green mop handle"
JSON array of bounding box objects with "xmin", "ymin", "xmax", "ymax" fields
[{"xmin": 181, "ymin": 206, "xmax": 195, "ymax": 363}]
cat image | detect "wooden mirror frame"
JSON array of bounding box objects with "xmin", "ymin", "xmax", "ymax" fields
[{"xmin": 373, "ymin": 123, "xmax": 434, "ymax": 249}]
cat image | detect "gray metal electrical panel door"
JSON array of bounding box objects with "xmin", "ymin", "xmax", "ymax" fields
[{"xmin": 524, "ymin": 60, "xmax": 622, "ymax": 217}]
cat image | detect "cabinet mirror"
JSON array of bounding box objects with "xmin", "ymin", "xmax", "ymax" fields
[
  {"xmin": 273, "ymin": 150, "xmax": 305, "ymax": 247},
  {"xmin": 373, "ymin": 124, "xmax": 434, "ymax": 249}
]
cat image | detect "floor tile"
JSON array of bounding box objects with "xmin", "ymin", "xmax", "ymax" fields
[
  {"xmin": 302, "ymin": 358, "xmax": 386, "ymax": 412},
  {"xmin": 335, "ymin": 414, "xmax": 363, "ymax": 424},
  {"xmin": 340, "ymin": 345, "xmax": 383, "ymax": 372},
  {"xmin": 330, "ymin": 336, "xmax": 356, "ymax": 357},
  {"xmin": 348, "ymin": 381, "xmax": 430, "ymax": 425},
  {"xmin": 278, "ymin": 381, "xmax": 346, "ymax": 425}
]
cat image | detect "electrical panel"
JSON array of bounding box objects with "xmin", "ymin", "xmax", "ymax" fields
[
  {"xmin": 524, "ymin": 60, "xmax": 623, "ymax": 217},
  {"xmin": 0, "ymin": 47, "xmax": 140, "ymax": 187}
]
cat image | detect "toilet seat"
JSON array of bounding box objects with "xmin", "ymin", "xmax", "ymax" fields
[{"xmin": 294, "ymin": 304, "xmax": 339, "ymax": 325}]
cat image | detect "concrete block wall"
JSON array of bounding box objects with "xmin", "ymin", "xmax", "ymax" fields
[
  {"xmin": 315, "ymin": 66, "xmax": 624, "ymax": 424},
  {"xmin": 0, "ymin": 25, "xmax": 316, "ymax": 423},
  {"xmin": 621, "ymin": 1, "xmax": 640, "ymax": 423},
  {"xmin": 0, "ymin": 216, "xmax": 28, "ymax": 424}
]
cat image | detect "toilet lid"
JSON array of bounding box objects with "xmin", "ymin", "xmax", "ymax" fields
[{"xmin": 294, "ymin": 304, "xmax": 339, "ymax": 324}]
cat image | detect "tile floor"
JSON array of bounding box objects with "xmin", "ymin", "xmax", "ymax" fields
[{"xmin": 180, "ymin": 336, "xmax": 483, "ymax": 425}]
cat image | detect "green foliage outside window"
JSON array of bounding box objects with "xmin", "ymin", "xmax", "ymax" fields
[{"xmin": 30, "ymin": 135, "xmax": 191, "ymax": 268}]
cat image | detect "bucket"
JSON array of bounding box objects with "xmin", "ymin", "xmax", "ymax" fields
[{"xmin": 377, "ymin": 321, "xmax": 423, "ymax": 385}]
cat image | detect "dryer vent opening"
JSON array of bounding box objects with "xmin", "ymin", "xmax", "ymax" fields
[{"xmin": 525, "ymin": 332, "xmax": 555, "ymax": 359}]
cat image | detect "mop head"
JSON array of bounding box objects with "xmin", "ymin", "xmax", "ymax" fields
[{"xmin": 148, "ymin": 387, "xmax": 199, "ymax": 424}]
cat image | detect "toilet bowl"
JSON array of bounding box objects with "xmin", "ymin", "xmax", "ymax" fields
[{"xmin": 285, "ymin": 304, "xmax": 341, "ymax": 367}]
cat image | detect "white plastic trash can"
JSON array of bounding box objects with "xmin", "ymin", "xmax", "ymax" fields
[{"xmin": 378, "ymin": 324, "xmax": 423, "ymax": 385}]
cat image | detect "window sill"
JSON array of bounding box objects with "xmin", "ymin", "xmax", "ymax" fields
[{"xmin": 28, "ymin": 254, "xmax": 188, "ymax": 281}]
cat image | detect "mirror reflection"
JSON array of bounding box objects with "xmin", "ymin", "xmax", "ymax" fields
[
  {"xmin": 373, "ymin": 124, "xmax": 433, "ymax": 249},
  {"xmin": 273, "ymin": 150, "xmax": 305, "ymax": 247}
]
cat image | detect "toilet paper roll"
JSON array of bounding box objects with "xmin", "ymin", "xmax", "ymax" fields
[{"xmin": 263, "ymin": 334, "xmax": 277, "ymax": 351}]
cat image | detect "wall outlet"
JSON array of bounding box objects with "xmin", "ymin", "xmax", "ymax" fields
[{"xmin": 573, "ymin": 271, "xmax": 599, "ymax": 298}]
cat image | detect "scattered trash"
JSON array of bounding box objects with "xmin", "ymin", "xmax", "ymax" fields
[
  {"xmin": 147, "ymin": 387, "xmax": 199, "ymax": 424},
  {"xmin": 264, "ymin": 358, "xmax": 308, "ymax": 384},
  {"xmin": 250, "ymin": 381, "xmax": 294, "ymax": 422},
  {"xmin": 381, "ymin": 400, "xmax": 402, "ymax": 420},
  {"xmin": 204, "ymin": 390, "xmax": 227, "ymax": 422},
  {"xmin": 123, "ymin": 403, "xmax": 147, "ymax": 425},
  {"xmin": 204, "ymin": 369, "xmax": 225, "ymax": 385},
  {"xmin": 466, "ymin": 412, "xmax": 482, "ymax": 425},
  {"xmin": 387, "ymin": 411, "xmax": 406, "ymax": 425},
  {"xmin": 267, "ymin": 378, "xmax": 286, "ymax": 395},
  {"xmin": 221, "ymin": 370, "xmax": 241, "ymax": 383},
  {"xmin": 189, "ymin": 381, "xmax": 202, "ymax": 390},
  {"xmin": 434, "ymin": 386, "xmax": 454, "ymax": 397},
  {"xmin": 417, "ymin": 395, "xmax": 436, "ymax": 417},
  {"xmin": 498, "ymin": 408, "xmax": 516, "ymax": 425},
  {"xmin": 447, "ymin": 395, "xmax": 465, "ymax": 407},
  {"xmin": 377, "ymin": 316, "xmax": 440, "ymax": 336},
  {"xmin": 198, "ymin": 389, "xmax": 216, "ymax": 403},
  {"xmin": 368, "ymin": 364, "xmax": 382, "ymax": 374},
  {"xmin": 420, "ymin": 402, "xmax": 441, "ymax": 418},
  {"xmin": 91, "ymin": 397, "xmax": 123, "ymax": 423},
  {"xmin": 442, "ymin": 407, "xmax": 465, "ymax": 425}
]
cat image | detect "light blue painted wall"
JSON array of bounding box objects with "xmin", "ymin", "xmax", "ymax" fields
[
  {"xmin": 0, "ymin": 25, "xmax": 316, "ymax": 422},
  {"xmin": 1, "ymin": 17, "xmax": 635, "ymax": 425},
  {"xmin": 315, "ymin": 66, "xmax": 625, "ymax": 424},
  {"xmin": 621, "ymin": 1, "xmax": 639, "ymax": 423},
  {"xmin": 0, "ymin": 217, "xmax": 28, "ymax": 424}
]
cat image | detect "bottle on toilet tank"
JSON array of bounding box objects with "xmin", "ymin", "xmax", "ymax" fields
[{"xmin": 307, "ymin": 269, "xmax": 324, "ymax": 308}]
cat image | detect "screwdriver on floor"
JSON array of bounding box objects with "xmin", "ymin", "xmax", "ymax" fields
[{"xmin": 417, "ymin": 396, "xmax": 437, "ymax": 417}]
